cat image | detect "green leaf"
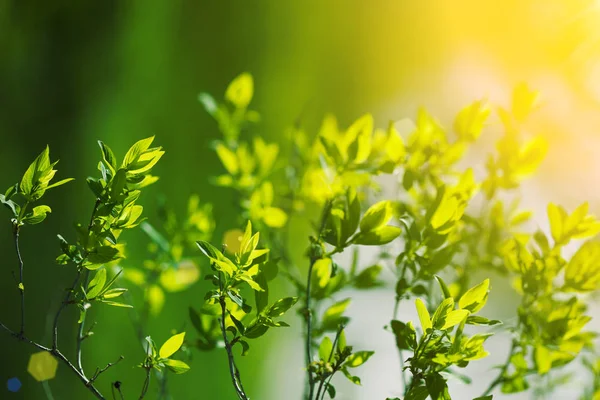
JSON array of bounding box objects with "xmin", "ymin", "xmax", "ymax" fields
[
  {"xmin": 159, "ymin": 332, "xmax": 186, "ymax": 359},
  {"xmin": 359, "ymin": 201, "xmax": 393, "ymax": 232},
  {"xmin": 404, "ymin": 386, "xmax": 429, "ymax": 400},
  {"xmin": 431, "ymin": 297, "xmax": 455, "ymax": 329},
  {"xmin": 225, "ymin": 72, "xmax": 254, "ymax": 108},
  {"xmin": 198, "ymin": 92, "xmax": 218, "ymax": 116},
  {"xmin": 101, "ymin": 288, "xmax": 127, "ymax": 299},
  {"xmin": 0, "ymin": 194, "xmax": 19, "ymax": 217},
  {"xmin": 454, "ymin": 100, "xmax": 490, "ymax": 142},
  {"xmin": 141, "ymin": 222, "xmax": 170, "ymax": 253},
  {"xmin": 458, "ymin": 279, "xmax": 489, "ymax": 313},
  {"xmin": 45, "ymin": 178, "xmax": 74, "ymax": 191},
  {"xmin": 215, "ymin": 143, "xmax": 239, "ymax": 175},
  {"xmin": 319, "ymin": 336, "xmax": 333, "ymax": 361},
  {"xmin": 22, "ymin": 205, "xmax": 52, "ymax": 224},
  {"xmin": 321, "ymin": 298, "xmax": 351, "ymax": 332},
  {"xmin": 98, "ymin": 141, "xmax": 117, "ymax": 173},
  {"xmin": 472, "ymin": 396, "xmax": 493, "ymax": 400},
  {"xmin": 313, "ymin": 258, "xmax": 332, "ymax": 289},
  {"xmin": 415, "ymin": 298, "xmax": 432, "ymax": 332},
  {"xmin": 163, "ymin": 359, "xmax": 190, "ymax": 374},
  {"xmin": 196, "ymin": 240, "xmax": 221, "ymax": 259},
  {"xmin": 265, "ymin": 297, "xmax": 298, "ymax": 318},
  {"xmin": 100, "ymin": 300, "xmax": 133, "ymax": 308},
  {"xmin": 425, "ymin": 373, "xmax": 451, "ymax": 400},
  {"xmin": 353, "ymin": 265, "xmax": 383, "ymax": 289},
  {"xmin": 236, "ymin": 339, "xmax": 250, "ymax": 356},
  {"xmin": 230, "ymin": 314, "xmax": 245, "ymax": 336},
  {"xmin": 391, "ymin": 320, "xmax": 417, "ymax": 350},
  {"xmin": 466, "ymin": 316, "xmax": 502, "ymax": 326},
  {"xmin": 85, "ymin": 246, "xmax": 121, "ymax": 269},
  {"xmin": 86, "ymin": 268, "xmax": 107, "ymax": 299},
  {"xmin": 122, "ymin": 136, "xmax": 155, "ymax": 168},
  {"xmin": 344, "ymin": 351, "xmax": 374, "ymax": 368},
  {"xmin": 441, "ymin": 309, "xmax": 470, "ymax": 330},
  {"xmin": 435, "ymin": 275, "xmax": 452, "ymax": 299},
  {"xmin": 326, "ymin": 383, "xmax": 336, "ymax": 399},
  {"xmin": 353, "ymin": 226, "xmax": 402, "ymax": 245},
  {"xmin": 20, "ymin": 146, "xmax": 51, "ymax": 198},
  {"xmin": 341, "ymin": 367, "xmax": 361, "ymax": 385}
]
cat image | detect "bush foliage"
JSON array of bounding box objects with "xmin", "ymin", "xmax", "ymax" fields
[{"xmin": 1, "ymin": 74, "xmax": 599, "ymax": 400}]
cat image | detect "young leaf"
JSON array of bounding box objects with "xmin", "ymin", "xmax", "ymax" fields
[
  {"xmin": 86, "ymin": 268, "xmax": 107, "ymax": 299},
  {"xmin": 225, "ymin": 72, "xmax": 254, "ymax": 108},
  {"xmin": 159, "ymin": 332, "xmax": 186, "ymax": 359},
  {"xmin": 458, "ymin": 279, "xmax": 489, "ymax": 313},
  {"xmin": 163, "ymin": 359, "xmax": 190, "ymax": 374},
  {"xmin": 359, "ymin": 201, "xmax": 393, "ymax": 232},
  {"xmin": 319, "ymin": 336, "xmax": 333, "ymax": 361},
  {"xmin": 415, "ymin": 298, "xmax": 432, "ymax": 332},
  {"xmin": 265, "ymin": 297, "xmax": 298, "ymax": 318},
  {"xmin": 344, "ymin": 351, "xmax": 374, "ymax": 368}
]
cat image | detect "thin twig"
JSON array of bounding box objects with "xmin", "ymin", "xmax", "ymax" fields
[
  {"xmin": 77, "ymin": 269, "xmax": 92, "ymax": 372},
  {"xmin": 139, "ymin": 367, "xmax": 152, "ymax": 400},
  {"xmin": 305, "ymin": 200, "xmax": 333, "ymax": 400},
  {"xmin": 315, "ymin": 325, "xmax": 344, "ymax": 400},
  {"xmin": 13, "ymin": 224, "xmax": 25, "ymax": 336},
  {"xmin": 305, "ymin": 257, "xmax": 317, "ymax": 400},
  {"xmin": 0, "ymin": 322, "xmax": 106, "ymax": 399},
  {"xmin": 52, "ymin": 270, "xmax": 82, "ymax": 350},
  {"xmin": 218, "ymin": 273, "xmax": 249, "ymax": 400},
  {"xmin": 90, "ymin": 356, "xmax": 124, "ymax": 384},
  {"xmin": 482, "ymin": 338, "xmax": 517, "ymax": 396}
]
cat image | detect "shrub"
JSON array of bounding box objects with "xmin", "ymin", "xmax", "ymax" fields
[{"xmin": 1, "ymin": 74, "xmax": 599, "ymax": 399}]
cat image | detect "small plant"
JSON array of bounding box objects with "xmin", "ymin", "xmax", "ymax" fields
[{"xmin": 1, "ymin": 73, "xmax": 599, "ymax": 400}]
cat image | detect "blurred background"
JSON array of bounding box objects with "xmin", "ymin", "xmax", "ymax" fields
[{"xmin": 2, "ymin": 0, "xmax": 600, "ymax": 398}]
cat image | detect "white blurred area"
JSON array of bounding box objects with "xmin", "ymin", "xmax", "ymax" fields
[{"xmin": 259, "ymin": 1, "xmax": 600, "ymax": 399}]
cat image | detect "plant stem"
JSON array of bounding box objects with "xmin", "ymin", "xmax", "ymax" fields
[
  {"xmin": 392, "ymin": 296, "xmax": 408, "ymax": 391},
  {"xmin": 315, "ymin": 325, "xmax": 344, "ymax": 400},
  {"xmin": 52, "ymin": 270, "xmax": 82, "ymax": 350},
  {"xmin": 13, "ymin": 224, "xmax": 25, "ymax": 336},
  {"xmin": 0, "ymin": 322, "xmax": 106, "ymax": 399},
  {"xmin": 218, "ymin": 274, "xmax": 248, "ymax": 400},
  {"xmin": 53, "ymin": 198, "xmax": 100, "ymax": 352},
  {"xmin": 304, "ymin": 200, "xmax": 334, "ymax": 400},
  {"xmin": 77, "ymin": 268, "xmax": 91, "ymax": 372},
  {"xmin": 305, "ymin": 257, "xmax": 317, "ymax": 400},
  {"xmin": 139, "ymin": 366, "xmax": 152, "ymax": 400},
  {"xmin": 482, "ymin": 338, "xmax": 517, "ymax": 396}
]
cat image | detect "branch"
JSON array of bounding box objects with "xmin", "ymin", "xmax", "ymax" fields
[
  {"xmin": 304, "ymin": 257, "xmax": 317, "ymax": 400},
  {"xmin": 218, "ymin": 274, "xmax": 248, "ymax": 400},
  {"xmin": 77, "ymin": 269, "xmax": 92, "ymax": 372},
  {"xmin": 305, "ymin": 200, "xmax": 333, "ymax": 400},
  {"xmin": 89, "ymin": 356, "xmax": 124, "ymax": 385},
  {"xmin": 52, "ymin": 270, "xmax": 82, "ymax": 350},
  {"xmin": 482, "ymin": 338, "xmax": 517, "ymax": 396},
  {"xmin": 0, "ymin": 322, "xmax": 106, "ymax": 399},
  {"xmin": 138, "ymin": 366, "xmax": 152, "ymax": 400},
  {"xmin": 13, "ymin": 224, "xmax": 25, "ymax": 336}
]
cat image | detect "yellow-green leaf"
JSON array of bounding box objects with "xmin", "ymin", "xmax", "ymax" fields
[
  {"xmin": 159, "ymin": 332, "xmax": 186, "ymax": 359},
  {"xmin": 215, "ymin": 143, "xmax": 239, "ymax": 175},
  {"xmin": 163, "ymin": 359, "xmax": 190, "ymax": 374},
  {"xmin": 225, "ymin": 73, "xmax": 254, "ymax": 108},
  {"xmin": 415, "ymin": 298, "xmax": 432, "ymax": 332},
  {"xmin": 344, "ymin": 351, "xmax": 374, "ymax": 368},
  {"xmin": 458, "ymin": 279, "xmax": 489, "ymax": 313}
]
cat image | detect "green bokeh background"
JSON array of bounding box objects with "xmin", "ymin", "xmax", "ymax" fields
[{"xmin": 1, "ymin": 1, "xmax": 598, "ymax": 399}]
